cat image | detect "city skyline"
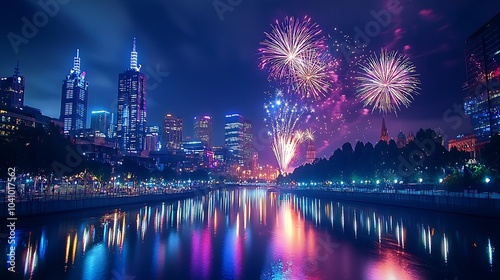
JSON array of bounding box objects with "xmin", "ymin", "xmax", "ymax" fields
[{"xmin": 0, "ymin": 0, "xmax": 498, "ymax": 165}]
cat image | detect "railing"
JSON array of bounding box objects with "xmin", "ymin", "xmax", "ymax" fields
[
  {"xmin": 0, "ymin": 187, "xmax": 211, "ymax": 217},
  {"xmin": 280, "ymin": 188, "xmax": 500, "ymax": 218}
]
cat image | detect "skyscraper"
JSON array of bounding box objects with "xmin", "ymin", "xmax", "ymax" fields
[
  {"xmin": 162, "ymin": 114, "xmax": 183, "ymax": 150},
  {"xmin": 117, "ymin": 38, "xmax": 147, "ymax": 156},
  {"xmin": 464, "ymin": 12, "xmax": 500, "ymax": 143},
  {"xmin": 0, "ymin": 62, "xmax": 25, "ymax": 109},
  {"xmin": 60, "ymin": 49, "xmax": 88, "ymax": 134},
  {"xmin": 90, "ymin": 110, "xmax": 111, "ymax": 138},
  {"xmin": 194, "ymin": 115, "xmax": 212, "ymax": 148},
  {"xmin": 225, "ymin": 114, "xmax": 253, "ymax": 168}
]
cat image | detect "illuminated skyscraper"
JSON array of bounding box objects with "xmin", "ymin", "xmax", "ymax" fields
[
  {"xmin": 464, "ymin": 12, "xmax": 500, "ymax": 142},
  {"xmin": 60, "ymin": 49, "xmax": 88, "ymax": 134},
  {"xmin": 225, "ymin": 114, "xmax": 254, "ymax": 168},
  {"xmin": 0, "ymin": 62, "xmax": 25, "ymax": 109},
  {"xmin": 194, "ymin": 115, "xmax": 212, "ymax": 148},
  {"xmin": 162, "ymin": 114, "xmax": 183, "ymax": 150},
  {"xmin": 117, "ymin": 38, "xmax": 147, "ymax": 155}
]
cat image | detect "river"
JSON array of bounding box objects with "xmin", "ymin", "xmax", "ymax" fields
[{"xmin": 2, "ymin": 187, "xmax": 499, "ymax": 279}]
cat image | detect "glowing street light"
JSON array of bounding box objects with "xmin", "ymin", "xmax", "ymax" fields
[{"xmin": 485, "ymin": 177, "xmax": 491, "ymax": 184}]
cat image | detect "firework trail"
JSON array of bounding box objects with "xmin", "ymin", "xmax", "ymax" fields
[
  {"xmin": 355, "ymin": 49, "xmax": 420, "ymax": 114},
  {"xmin": 264, "ymin": 92, "xmax": 307, "ymax": 174},
  {"xmin": 259, "ymin": 16, "xmax": 326, "ymax": 87}
]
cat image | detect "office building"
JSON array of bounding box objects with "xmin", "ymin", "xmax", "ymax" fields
[
  {"xmin": 117, "ymin": 38, "xmax": 147, "ymax": 156},
  {"xmin": 0, "ymin": 63, "xmax": 25, "ymax": 109},
  {"xmin": 464, "ymin": 13, "xmax": 500, "ymax": 142},
  {"xmin": 225, "ymin": 114, "xmax": 254, "ymax": 168},
  {"xmin": 90, "ymin": 110, "xmax": 111, "ymax": 138},
  {"xmin": 0, "ymin": 105, "xmax": 62, "ymax": 138},
  {"xmin": 162, "ymin": 114, "xmax": 183, "ymax": 150},
  {"xmin": 145, "ymin": 125, "xmax": 160, "ymax": 152},
  {"xmin": 194, "ymin": 115, "xmax": 212, "ymax": 148},
  {"xmin": 60, "ymin": 49, "xmax": 89, "ymax": 135}
]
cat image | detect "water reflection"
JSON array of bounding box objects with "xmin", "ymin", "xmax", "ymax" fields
[{"xmin": 5, "ymin": 188, "xmax": 499, "ymax": 279}]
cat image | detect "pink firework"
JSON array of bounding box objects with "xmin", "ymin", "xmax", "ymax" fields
[
  {"xmin": 355, "ymin": 49, "xmax": 420, "ymax": 114},
  {"xmin": 259, "ymin": 16, "xmax": 325, "ymax": 81}
]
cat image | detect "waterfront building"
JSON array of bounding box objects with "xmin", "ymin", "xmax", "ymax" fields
[
  {"xmin": 60, "ymin": 49, "xmax": 89, "ymax": 135},
  {"xmin": 90, "ymin": 110, "xmax": 111, "ymax": 138},
  {"xmin": 194, "ymin": 115, "xmax": 212, "ymax": 148},
  {"xmin": 117, "ymin": 38, "xmax": 147, "ymax": 156},
  {"xmin": 224, "ymin": 114, "xmax": 254, "ymax": 169},
  {"xmin": 162, "ymin": 114, "xmax": 183, "ymax": 150},
  {"xmin": 463, "ymin": 12, "xmax": 500, "ymax": 143},
  {"xmin": 0, "ymin": 63, "xmax": 25, "ymax": 109}
]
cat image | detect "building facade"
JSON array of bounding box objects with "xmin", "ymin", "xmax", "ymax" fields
[
  {"xmin": 117, "ymin": 38, "xmax": 147, "ymax": 156},
  {"xmin": 90, "ymin": 110, "xmax": 111, "ymax": 138},
  {"xmin": 225, "ymin": 114, "xmax": 254, "ymax": 168},
  {"xmin": 60, "ymin": 49, "xmax": 89, "ymax": 135},
  {"xmin": 162, "ymin": 114, "xmax": 183, "ymax": 150},
  {"xmin": 464, "ymin": 13, "xmax": 500, "ymax": 143},
  {"xmin": 194, "ymin": 115, "xmax": 212, "ymax": 148},
  {"xmin": 0, "ymin": 63, "xmax": 25, "ymax": 109},
  {"xmin": 448, "ymin": 134, "xmax": 478, "ymax": 159},
  {"xmin": 144, "ymin": 125, "xmax": 160, "ymax": 153},
  {"xmin": 0, "ymin": 106, "xmax": 62, "ymax": 138}
]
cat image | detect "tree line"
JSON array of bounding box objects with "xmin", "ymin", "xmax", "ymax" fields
[{"xmin": 281, "ymin": 129, "xmax": 500, "ymax": 192}]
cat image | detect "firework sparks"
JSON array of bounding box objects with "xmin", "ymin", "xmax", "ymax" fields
[
  {"xmin": 264, "ymin": 93, "xmax": 307, "ymax": 174},
  {"xmin": 355, "ymin": 49, "xmax": 421, "ymax": 114},
  {"xmin": 291, "ymin": 50, "xmax": 334, "ymax": 100},
  {"xmin": 259, "ymin": 16, "xmax": 325, "ymax": 82},
  {"xmin": 303, "ymin": 128, "xmax": 315, "ymax": 141}
]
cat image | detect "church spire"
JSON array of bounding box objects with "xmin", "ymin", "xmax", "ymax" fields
[{"xmin": 380, "ymin": 117, "xmax": 389, "ymax": 143}]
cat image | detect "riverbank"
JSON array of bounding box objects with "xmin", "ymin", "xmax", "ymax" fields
[
  {"xmin": 279, "ymin": 188, "xmax": 500, "ymax": 218},
  {"xmin": 0, "ymin": 185, "xmax": 236, "ymax": 218}
]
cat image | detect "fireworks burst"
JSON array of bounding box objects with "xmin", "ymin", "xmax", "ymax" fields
[
  {"xmin": 302, "ymin": 128, "xmax": 315, "ymax": 141},
  {"xmin": 259, "ymin": 16, "xmax": 325, "ymax": 82},
  {"xmin": 355, "ymin": 49, "xmax": 420, "ymax": 114},
  {"xmin": 291, "ymin": 50, "xmax": 334, "ymax": 100},
  {"xmin": 264, "ymin": 93, "xmax": 307, "ymax": 174}
]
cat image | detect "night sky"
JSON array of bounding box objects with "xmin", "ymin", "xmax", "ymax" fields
[{"xmin": 1, "ymin": 0, "xmax": 498, "ymax": 165}]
